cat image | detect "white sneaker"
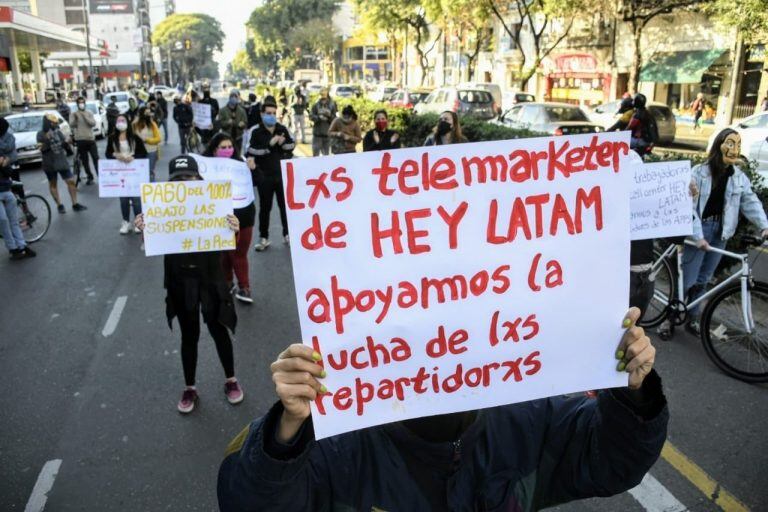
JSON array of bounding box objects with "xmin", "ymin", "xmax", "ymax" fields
[
  {"xmin": 284, "ymin": 235, "xmax": 290, "ymax": 245},
  {"xmin": 254, "ymin": 238, "xmax": 271, "ymax": 252},
  {"xmin": 119, "ymin": 221, "xmax": 130, "ymax": 235},
  {"xmin": 133, "ymin": 225, "xmax": 141, "ymax": 234}
]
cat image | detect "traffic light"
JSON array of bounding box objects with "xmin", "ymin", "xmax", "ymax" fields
[{"xmin": 184, "ymin": 39, "xmax": 191, "ymax": 51}]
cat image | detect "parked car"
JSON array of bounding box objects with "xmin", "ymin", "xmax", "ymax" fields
[
  {"xmin": 67, "ymin": 101, "xmax": 108, "ymax": 138},
  {"xmin": 413, "ymin": 87, "xmax": 496, "ymax": 120},
  {"xmin": 368, "ymin": 84, "xmax": 399, "ymax": 102},
  {"xmin": 459, "ymin": 82, "xmax": 502, "ymax": 114},
  {"xmin": 494, "ymin": 102, "xmax": 602, "ymax": 135},
  {"xmin": 388, "ymin": 88, "xmax": 432, "ymax": 109},
  {"xmin": 148, "ymin": 85, "xmax": 175, "ymax": 99},
  {"xmin": 501, "ymin": 91, "xmax": 536, "ymax": 112},
  {"xmin": 6, "ymin": 110, "xmax": 72, "ymax": 166},
  {"xmin": 707, "ymin": 111, "xmax": 768, "ymax": 175},
  {"xmin": 306, "ymin": 83, "xmax": 325, "ymax": 94},
  {"xmin": 102, "ymin": 91, "xmax": 134, "ymax": 114},
  {"xmin": 329, "ymin": 84, "xmax": 358, "ymax": 99},
  {"xmin": 589, "ymin": 100, "xmax": 676, "ymax": 144}
]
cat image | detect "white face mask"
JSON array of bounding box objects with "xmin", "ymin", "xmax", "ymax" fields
[
  {"xmin": 77, "ymin": 103, "xmax": 85, "ymax": 111},
  {"xmin": 116, "ymin": 122, "xmax": 128, "ymax": 132}
]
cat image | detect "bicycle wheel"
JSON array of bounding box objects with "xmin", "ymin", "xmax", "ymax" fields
[
  {"xmin": 638, "ymin": 250, "xmax": 675, "ymax": 328},
  {"xmin": 700, "ymin": 281, "xmax": 768, "ymax": 383},
  {"xmin": 17, "ymin": 194, "xmax": 51, "ymax": 243}
]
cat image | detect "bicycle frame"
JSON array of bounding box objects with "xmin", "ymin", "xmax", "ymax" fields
[{"xmin": 652, "ymin": 241, "xmax": 755, "ymax": 332}]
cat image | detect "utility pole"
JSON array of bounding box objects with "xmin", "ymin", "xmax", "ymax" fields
[
  {"xmin": 83, "ymin": 0, "xmax": 94, "ymax": 86},
  {"xmin": 725, "ymin": 32, "xmax": 745, "ymax": 126}
]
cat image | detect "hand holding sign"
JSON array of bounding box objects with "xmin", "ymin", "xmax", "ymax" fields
[
  {"xmin": 616, "ymin": 307, "xmax": 655, "ymax": 389},
  {"xmin": 271, "ymin": 344, "xmax": 326, "ymax": 442}
]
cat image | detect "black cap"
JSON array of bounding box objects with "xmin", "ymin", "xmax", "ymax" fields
[
  {"xmin": 262, "ymin": 95, "xmax": 277, "ymax": 109},
  {"xmin": 168, "ymin": 155, "xmax": 200, "ymax": 181}
]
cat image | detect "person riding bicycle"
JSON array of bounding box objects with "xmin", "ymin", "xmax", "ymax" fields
[
  {"xmin": 683, "ymin": 128, "xmax": 768, "ymax": 335},
  {"xmin": 0, "ymin": 117, "xmax": 35, "ymax": 260},
  {"xmin": 217, "ymin": 308, "xmax": 668, "ymax": 511}
]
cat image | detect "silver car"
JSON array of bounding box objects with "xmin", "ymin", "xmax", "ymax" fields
[
  {"xmin": 6, "ymin": 111, "xmax": 72, "ymax": 166},
  {"xmin": 413, "ymin": 87, "xmax": 496, "ymax": 120},
  {"xmin": 494, "ymin": 102, "xmax": 602, "ymax": 135},
  {"xmin": 589, "ymin": 100, "xmax": 676, "ymax": 144}
]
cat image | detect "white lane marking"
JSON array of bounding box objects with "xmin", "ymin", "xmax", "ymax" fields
[
  {"xmin": 628, "ymin": 473, "xmax": 688, "ymax": 512},
  {"xmin": 101, "ymin": 296, "xmax": 128, "ymax": 337},
  {"xmin": 24, "ymin": 459, "xmax": 62, "ymax": 512}
]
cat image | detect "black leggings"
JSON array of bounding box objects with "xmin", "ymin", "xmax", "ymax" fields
[
  {"xmin": 256, "ymin": 174, "xmax": 288, "ymax": 239},
  {"xmin": 176, "ymin": 303, "xmax": 235, "ymax": 386}
]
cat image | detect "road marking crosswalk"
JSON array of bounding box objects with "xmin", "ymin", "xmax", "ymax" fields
[
  {"xmin": 629, "ymin": 473, "xmax": 687, "ymax": 512},
  {"xmin": 101, "ymin": 296, "xmax": 127, "ymax": 337},
  {"xmin": 24, "ymin": 459, "xmax": 61, "ymax": 512}
]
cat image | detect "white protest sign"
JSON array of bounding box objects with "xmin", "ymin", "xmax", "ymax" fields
[
  {"xmin": 98, "ymin": 158, "xmax": 150, "ymax": 197},
  {"xmin": 282, "ymin": 132, "xmax": 634, "ymax": 439},
  {"xmin": 140, "ymin": 180, "xmax": 235, "ymax": 257},
  {"xmin": 190, "ymin": 154, "xmax": 255, "ymax": 209},
  {"xmin": 192, "ymin": 102, "xmax": 212, "ymax": 129},
  {"xmin": 630, "ymin": 160, "xmax": 692, "ymax": 240}
]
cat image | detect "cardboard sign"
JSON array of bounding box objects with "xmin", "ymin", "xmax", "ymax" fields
[
  {"xmin": 140, "ymin": 180, "xmax": 235, "ymax": 257},
  {"xmin": 98, "ymin": 158, "xmax": 150, "ymax": 198},
  {"xmin": 192, "ymin": 102, "xmax": 212, "ymax": 130},
  {"xmin": 282, "ymin": 132, "xmax": 634, "ymax": 439},
  {"xmin": 630, "ymin": 161, "xmax": 692, "ymax": 240},
  {"xmin": 190, "ymin": 154, "xmax": 255, "ymax": 209}
]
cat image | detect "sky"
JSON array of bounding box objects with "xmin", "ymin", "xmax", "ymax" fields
[{"xmin": 174, "ymin": 0, "xmax": 262, "ymax": 76}]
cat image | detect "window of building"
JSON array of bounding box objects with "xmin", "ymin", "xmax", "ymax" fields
[
  {"xmin": 65, "ymin": 10, "xmax": 85, "ymax": 25},
  {"xmin": 64, "ymin": 0, "xmax": 83, "ymax": 6},
  {"xmin": 347, "ymin": 47, "xmax": 364, "ymax": 60},
  {"xmin": 364, "ymin": 46, "xmax": 388, "ymax": 60}
]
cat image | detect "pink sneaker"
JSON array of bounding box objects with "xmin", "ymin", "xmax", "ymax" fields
[
  {"xmin": 225, "ymin": 380, "xmax": 244, "ymax": 405},
  {"xmin": 177, "ymin": 388, "xmax": 198, "ymax": 414}
]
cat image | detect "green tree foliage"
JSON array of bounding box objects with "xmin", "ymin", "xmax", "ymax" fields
[
  {"xmin": 229, "ymin": 49, "xmax": 259, "ymax": 81},
  {"xmin": 707, "ymin": 0, "xmax": 768, "ymax": 43},
  {"xmin": 153, "ymin": 13, "xmax": 224, "ymax": 82}
]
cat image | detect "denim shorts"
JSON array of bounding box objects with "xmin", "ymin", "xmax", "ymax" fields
[{"xmin": 45, "ymin": 168, "xmax": 74, "ymax": 182}]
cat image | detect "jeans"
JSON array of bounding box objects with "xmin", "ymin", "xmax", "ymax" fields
[
  {"xmin": 294, "ymin": 114, "xmax": 307, "ymax": 143},
  {"xmin": 255, "ymin": 174, "xmax": 288, "ymax": 239},
  {"xmin": 160, "ymin": 118, "xmax": 168, "ymax": 142},
  {"xmin": 120, "ymin": 197, "xmax": 142, "ymax": 222},
  {"xmin": 179, "ymin": 126, "xmax": 191, "ymax": 154},
  {"xmin": 682, "ymin": 219, "xmax": 727, "ymax": 317},
  {"xmin": 312, "ymin": 136, "xmax": 330, "ymax": 156},
  {"xmin": 148, "ymin": 151, "xmax": 158, "ymax": 181},
  {"xmin": 76, "ymin": 140, "xmax": 99, "ymax": 179},
  {"xmin": 0, "ymin": 189, "xmax": 26, "ymax": 251}
]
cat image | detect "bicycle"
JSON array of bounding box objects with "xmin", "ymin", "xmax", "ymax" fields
[
  {"xmin": 639, "ymin": 236, "xmax": 768, "ymax": 383},
  {"xmin": 8, "ymin": 181, "xmax": 51, "ymax": 243}
]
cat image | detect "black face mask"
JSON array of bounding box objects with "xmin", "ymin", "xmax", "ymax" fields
[
  {"xmin": 437, "ymin": 120, "xmax": 452, "ymax": 136},
  {"xmin": 203, "ymin": 90, "xmax": 210, "ymax": 98}
]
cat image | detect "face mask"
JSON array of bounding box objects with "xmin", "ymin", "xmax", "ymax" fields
[
  {"xmin": 116, "ymin": 122, "xmax": 128, "ymax": 132},
  {"xmin": 437, "ymin": 120, "xmax": 452, "ymax": 136},
  {"xmin": 262, "ymin": 113, "xmax": 276, "ymax": 127},
  {"xmin": 721, "ymin": 134, "xmax": 742, "ymax": 165},
  {"xmin": 203, "ymin": 90, "xmax": 211, "ymax": 98},
  {"xmin": 342, "ymin": 116, "xmax": 351, "ymax": 123},
  {"xmin": 77, "ymin": 103, "xmax": 85, "ymax": 111},
  {"xmin": 228, "ymin": 98, "xmax": 239, "ymax": 108},
  {"xmin": 375, "ymin": 120, "xmax": 388, "ymax": 132},
  {"xmin": 216, "ymin": 147, "xmax": 235, "ymax": 158}
]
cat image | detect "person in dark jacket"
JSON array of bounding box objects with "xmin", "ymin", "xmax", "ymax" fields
[
  {"xmin": 105, "ymin": 114, "xmax": 148, "ymax": 234},
  {"xmin": 217, "ymin": 307, "xmax": 667, "ymax": 511},
  {"xmin": 55, "ymin": 93, "xmax": 71, "ymax": 121},
  {"xmin": 106, "ymin": 95, "xmax": 120, "ymax": 136},
  {"xmin": 135, "ymin": 155, "xmax": 244, "ymax": 414},
  {"xmin": 154, "ymin": 90, "xmax": 169, "ymax": 143},
  {"xmin": 246, "ymin": 93, "xmax": 261, "ymax": 129},
  {"xmin": 202, "ymin": 133, "xmax": 257, "ymax": 304},
  {"xmin": 245, "ymin": 95, "xmax": 294, "ymax": 252},
  {"xmin": 363, "ymin": 109, "xmax": 401, "ymax": 151},
  {"xmin": 37, "ymin": 113, "xmax": 86, "ymax": 214},
  {"xmin": 126, "ymin": 97, "xmax": 139, "ymax": 124},
  {"xmin": 291, "ymin": 94, "xmax": 308, "ymax": 144},
  {"xmin": 309, "ymin": 88, "xmax": 336, "ymax": 156},
  {"xmin": 0, "ymin": 118, "xmax": 34, "ymax": 259},
  {"xmin": 607, "ymin": 96, "xmax": 635, "ymax": 133},
  {"xmin": 197, "ymin": 83, "xmax": 220, "ymax": 145},
  {"xmin": 628, "ymin": 93, "xmax": 656, "ymax": 157},
  {"xmin": 173, "ymin": 94, "xmax": 194, "ymax": 154}
]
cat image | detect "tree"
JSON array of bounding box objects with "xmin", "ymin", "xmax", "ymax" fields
[
  {"xmin": 229, "ymin": 49, "xmax": 259, "ymax": 81},
  {"xmin": 486, "ymin": 0, "xmax": 581, "ymax": 90},
  {"xmin": 707, "ymin": 0, "xmax": 768, "ymax": 42},
  {"xmin": 153, "ymin": 13, "xmax": 224, "ymax": 82},
  {"xmin": 357, "ymin": 0, "xmax": 443, "ymax": 85},
  {"xmin": 618, "ymin": 0, "xmax": 709, "ymax": 93}
]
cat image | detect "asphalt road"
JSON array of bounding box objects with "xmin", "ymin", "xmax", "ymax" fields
[{"xmin": 1, "ymin": 112, "xmax": 767, "ymax": 512}]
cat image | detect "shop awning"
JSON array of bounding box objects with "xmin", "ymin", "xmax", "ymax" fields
[{"xmin": 640, "ymin": 49, "xmax": 726, "ymax": 83}]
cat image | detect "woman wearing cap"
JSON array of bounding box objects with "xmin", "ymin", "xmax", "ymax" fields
[
  {"xmin": 203, "ymin": 133, "xmax": 257, "ymax": 304},
  {"xmin": 106, "ymin": 113, "xmax": 148, "ymax": 234},
  {"xmin": 135, "ymin": 155, "xmax": 244, "ymax": 414},
  {"xmin": 328, "ymin": 105, "xmax": 362, "ymax": 154}
]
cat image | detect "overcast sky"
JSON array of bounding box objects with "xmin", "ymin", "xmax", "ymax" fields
[{"xmin": 174, "ymin": 0, "xmax": 261, "ymax": 75}]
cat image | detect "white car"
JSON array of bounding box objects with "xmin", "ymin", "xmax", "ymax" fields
[
  {"xmin": 149, "ymin": 85, "xmax": 175, "ymax": 99},
  {"xmin": 6, "ymin": 111, "xmax": 72, "ymax": 166},
  {"xmin": 707, "ymin": 111, "xmax": 768, "ymax": 174},
  {"xmin": 67, "ymin": 101, "xmax": 108, "ymax": 139},
  {"xmin": 368, "ymin": 84, "xmax": 398, "ymax": 103},
  {"xmin": 103, "ymin": 91, "xmax": 134, "ymax": 114}
]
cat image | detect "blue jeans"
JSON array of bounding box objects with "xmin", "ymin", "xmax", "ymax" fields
[
  {"xmin": 148, "ymin": 151, "xmax": 158, "ymax": 181},
  {"xmin": 682, "ymin": 219, "xmax": 727, "ymax": 317},
  {"xmin": 160, "ymin": 118, "xmax": 168, "ymax": 142},
  {"xmin": 120, "ymin": 197, "xmax": 142, "ymax": 222},
  {"xmin": 0, "ymin": 189, "xmax": 26, "ymax": 251}
]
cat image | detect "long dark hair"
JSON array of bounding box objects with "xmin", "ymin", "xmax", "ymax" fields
[
  {"xmin": 707, "ymin": 127, "xmax": 740, "ymax": 180},
  {"xmin": 108, "ymin": 114, "xmax": 138, "ymax": 152},
  {"xmin": 433, "ymin": 111, "xmax": 464, "ymax": 142},
  {"xmin": 202, "ymin": 132, "xmax": 243, "ymax": 161}
]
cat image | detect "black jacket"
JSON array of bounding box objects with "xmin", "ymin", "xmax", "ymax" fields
[
  {"xmin": 173, "ymin": 103, "xmax": 194, "ymax": 129},
  {"xmin": 245, "ymin": 123, "xmax": 295, "ymax": 177},
  {"xmin": 155, "ymin": 96, "xmax": 168, "ymax": 118},
  {"xmin": 218, "ymin": 371, "xmax": 668, "ymax": 511},
  {"xmin": 363, "ymin": 128, "xmax": 402, "ymax": 152},
  {"xmin": 246, "ymin": 103, "xmax": 262, "ymax": 129},
  {"xmin": 199, "ymin": 94, "xmax": 220, "ymax": 121}
]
